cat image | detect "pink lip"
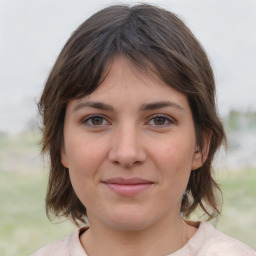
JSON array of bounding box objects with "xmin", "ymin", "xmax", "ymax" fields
[{"xmin": 102, "ymin": 177, "xmax": 154, "ymax": 196}]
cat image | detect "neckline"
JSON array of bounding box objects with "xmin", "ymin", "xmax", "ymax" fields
[{"xmin": 70, "ymin": 221, "xmax": 211, "ymax": 256}]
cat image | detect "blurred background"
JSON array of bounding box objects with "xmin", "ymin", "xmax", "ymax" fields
[{"xmin": 0, "ymin": 0, "xmax": 255, "ymax": 255}]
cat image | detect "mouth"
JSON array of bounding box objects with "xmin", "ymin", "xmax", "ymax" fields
[{"xmin": 101, "ymin": 177, "xmax": 154, "ymax": 196}]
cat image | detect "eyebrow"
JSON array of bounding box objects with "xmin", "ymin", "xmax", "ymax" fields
[
  {"xmin": 139, "ymin": 101, "xmax": 185, "ymax": 111},
  {"xmin": 72, "ymin": 100, "xmax": 184, "ymax": 112},
  {"xmin": 72, "ymin": 102, "xmax": 114, "ymax": 112}
]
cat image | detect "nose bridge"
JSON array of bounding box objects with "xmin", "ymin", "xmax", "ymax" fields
[{"xmin": 108, "ymin": 121, "xmax": 146, "ymax": 167}]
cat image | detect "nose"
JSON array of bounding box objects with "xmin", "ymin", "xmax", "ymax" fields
[{"xmin": 108, "ymin": 124, "xmax": 147, "ymax": 168}]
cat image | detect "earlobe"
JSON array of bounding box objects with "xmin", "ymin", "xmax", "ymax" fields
[
  {"xmin": 61, "ymin": 147, "xmax": 69, "ymax": 168},
  {"xmin": 191, "ymin": 132, "xmax": 211, "ymax": 170}
]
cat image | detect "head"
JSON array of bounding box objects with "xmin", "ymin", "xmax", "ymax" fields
[{"xmin": 39, "ymin": 4, "xmax": 226, "ymax": 225}]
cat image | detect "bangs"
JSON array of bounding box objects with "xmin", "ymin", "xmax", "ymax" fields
[{"xmin": 56, "ymin": 4, "xmax": 206, "ymax": 104}]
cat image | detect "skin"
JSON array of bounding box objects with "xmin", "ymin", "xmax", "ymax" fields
[{"xmin": 61, "ymin": 56, "xmax": 209, "ymax": 256}]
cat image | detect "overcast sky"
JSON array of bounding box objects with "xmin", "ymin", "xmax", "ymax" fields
[{"xmin": 0, "ymin": 0, "xmax": 256, "ymax": 134}]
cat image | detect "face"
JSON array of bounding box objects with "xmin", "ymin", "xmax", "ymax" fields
[{"xmin": 62, "ymin": 56, "xmax": 206, "ymax": 231}]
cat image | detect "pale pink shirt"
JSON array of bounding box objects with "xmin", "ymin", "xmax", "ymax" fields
[{"xmin": 31, "ymin": 222, "xmax": 256, "ymax": 256}]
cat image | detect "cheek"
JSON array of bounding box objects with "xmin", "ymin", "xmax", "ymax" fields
[
  {"xmin": 66, "ymin": 145, "xmax": 102, "ymax": 208},
  {"xmin": 65, "ymin": 137, "xmax": 107, "ymax": 194},
  {"xmin": 150, "ymin": 137, "xmax": 195, "ymax": 196},
  {"xmin": 153, "ymin": 137, "xmax": 195, "ymax": 172},
  {"xmin": 65, "ymin": 134, "xmax": 107, "ymax": 171}
]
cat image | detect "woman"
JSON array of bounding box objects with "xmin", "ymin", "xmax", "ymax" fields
[{"xmin": 32, "ymin": 4, "xmax": 256, "ymax": 256}]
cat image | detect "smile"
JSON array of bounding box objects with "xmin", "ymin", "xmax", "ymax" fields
[{"xmin": 102, "ymin": 177, "xmax": 154, "ymax": 196}]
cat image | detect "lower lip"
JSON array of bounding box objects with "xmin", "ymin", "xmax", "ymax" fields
[{"xmin": 103, "ymin": 183, "xmax": 153, "ymax": 196}]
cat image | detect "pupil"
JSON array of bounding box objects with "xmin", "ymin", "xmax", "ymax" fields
[
  {"xmin": 92, "ymin": 117, "xmax": 103, "ymax": 125},
  {"xmin": 154, "ymin": 117, "xmax": 165, "ymax": 125}
]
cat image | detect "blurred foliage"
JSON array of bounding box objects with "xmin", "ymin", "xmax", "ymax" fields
[
  {"xmin": 215, "ymin": 169, "xmax": 256, "ymax": 248},
  {"xmin": 0, "ymin": 171, "xmax": 75, "ymax": 256},
  {"xmin": 0, "ymin": 130, "xmax": 42, "ymax": 172},
  {"xmin": 226, "ymin": 110, "xmax": 256, "ymax": 131}
]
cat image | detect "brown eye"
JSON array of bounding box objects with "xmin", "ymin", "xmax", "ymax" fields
[
  {"xmin": 82, "ymin": 115, "xmax": 109, "ymax": 128},
  {"xmin": 153, "ymin": 116, "xmax": 166, "ymax": 125},
  {"xmin": 147, "ymin": 115, "xmax": 175, "ymax": 127},
  {"xmin": 91, "ymin": 116, "xmax": 104, "ymax": 125}
]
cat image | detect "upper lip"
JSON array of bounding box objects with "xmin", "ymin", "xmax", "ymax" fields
[{"xmin": 102, "ymin": 177, "xmax": 154, "ymax": 185}]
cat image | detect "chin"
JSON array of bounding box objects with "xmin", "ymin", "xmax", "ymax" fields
[
  {"xmin": 103, "ymin": 208, "xmax": 156, "ymax": 232},
  {"xmin": 109, "ymin": 219, "xmax": 152, "ymax": 232}
]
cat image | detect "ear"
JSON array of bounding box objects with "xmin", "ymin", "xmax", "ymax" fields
[
  {"xmin": 61, "ymin": 147, "xmax": 69, "ymax": 168},
  {"xmin": 191, "ymin": 132, "xmax": 211, "ymax": 170}
]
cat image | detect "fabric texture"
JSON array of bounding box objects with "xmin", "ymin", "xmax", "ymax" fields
[{"xmin": 30, "ymin": 222, "xmax": 256, "ymax": 256}]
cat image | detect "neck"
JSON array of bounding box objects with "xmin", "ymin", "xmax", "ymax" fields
[{"xmin": 80, "ymin": 215, "xmax": 192, "ymax": 256}]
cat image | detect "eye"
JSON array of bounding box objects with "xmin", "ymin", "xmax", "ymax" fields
[
  {"xmin": 147, "ymin": 115, "xmax": 175, "ymax": 126},
  {"xmin": 82, "ymin": 115, "xmax": 110, "ymax": 127}
]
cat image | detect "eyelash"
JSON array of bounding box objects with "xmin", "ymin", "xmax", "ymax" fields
[
  {"xmin": 81, "ymin": 114, "xmax": 176, "ymax": 128},
  {"xmin": 81, "ymin": 115, "xmax": 110, "ymax": 128},
  {"xmin": 146, "ymin": 115, "xmax": 176, "ymax": 127}
]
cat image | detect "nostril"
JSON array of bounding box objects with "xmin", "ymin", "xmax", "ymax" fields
[
  {"xmin": 113, "ymin": 160, "xmax": 120, "ymax": 165},
  {"xmin": 110, "ymin": 158, "xmax": 145, "ymax": 169}
]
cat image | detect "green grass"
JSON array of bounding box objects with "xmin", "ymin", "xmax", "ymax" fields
[
  {"xmin": 0, "ymin": 132, "xmax": 76, "ymax": 256},
  {"xmin": 216, "ymin": 168, "xmax": 256, "ymax": 247},
  {"xmin": 0, "ymin": 171, "xmax": 75, "ymax": 256}
]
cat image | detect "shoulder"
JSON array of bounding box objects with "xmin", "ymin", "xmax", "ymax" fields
[
  {"xmin": 30, "ymin": 237, "xmax": 70, "ymax": 256},
  {"xmin": 195, "ymin": 222, "xmax": 256, "ymax": 256},
  {"xmin": 30, "ymin": 227, "xmax": 88, "ymax": 256}
]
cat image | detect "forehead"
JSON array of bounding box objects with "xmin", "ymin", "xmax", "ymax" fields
[{"xmin": 68, "ymin": 56, "xmax": 191, "ymax": 113}]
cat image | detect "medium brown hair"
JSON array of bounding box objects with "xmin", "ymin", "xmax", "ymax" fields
[{"xmin": 39, "ymin": 4, "xmax": 226, "ymax": 225}]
